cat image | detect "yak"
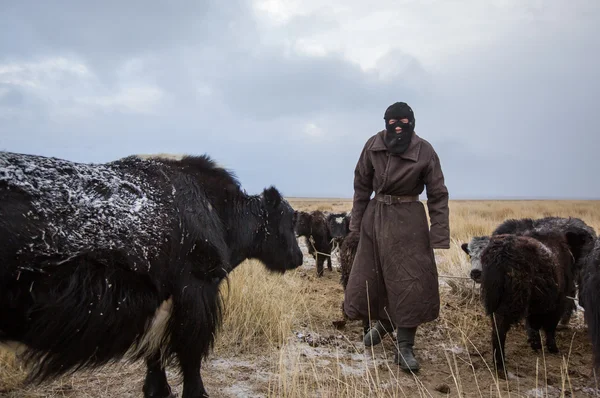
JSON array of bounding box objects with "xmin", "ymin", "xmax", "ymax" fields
[
  {"xmin": 294, "ymin": 210, "xmax": 333, "ymax": 277},
  {"xmin": 579, "ymin": 237, "xmax": 600, "ymax": 370},
  {"xmin": 0, "ymin": 151, "xmax": 303, "ymax": 398},
  {"xmin": 461, "ymin": 227, "xmax": 589, "ymax": 378},
  {"xmin": 465, "ymin": 216, "xmax": 597, "ymax": 325},
  {"xmin": 326, "ymin": 211, "xmax": 350, "ymax": 246}
]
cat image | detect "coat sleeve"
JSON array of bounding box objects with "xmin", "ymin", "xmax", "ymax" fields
[
  {"xmin": 349, "ymin": 141, "xmax": 374, "ymax": 233},
  {"xmin": 423, "ymin": 149, "xmax": 450, "ymax": 249}
]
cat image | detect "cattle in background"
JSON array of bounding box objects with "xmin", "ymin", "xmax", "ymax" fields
[
  {"xmin": 294, "ymin": 210, "xmax": 333, "ymax": 276},
  {"xmin": 461, "ymin": 227, "xmax": 590, "ymax": 378},
  {"xmin": 0, "ymin": 151, "xmax": 303, "ymax": 398},
  {"xmin": 326, "ymin": 211, "xmax": 351, "ymax": 246},
  {"xmin": 464, "ymin": 216, "xmax": 597, "ymax": 325}
]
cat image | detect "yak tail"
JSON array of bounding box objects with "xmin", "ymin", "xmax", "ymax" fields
[{"xmin": 583, "ymin": 269, "xmax": 600, "ymax": 369}]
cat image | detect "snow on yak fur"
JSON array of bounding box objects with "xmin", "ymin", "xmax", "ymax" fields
[
  {"xmin": 579, "ymin": 237, "xmax": 600, "ymax": 370},
  {"xmin": 462, "ymin": 228, "xmax": 589, "ymax": 378},
  {"xmin": 0, "ymin": 151, "xmax": 303, "ymax": 398},
  {"xmin": 294, "ymin": 210, "xmax": 333, "ymax": 277}
]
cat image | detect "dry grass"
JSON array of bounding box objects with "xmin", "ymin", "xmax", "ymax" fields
[{"xmin": 2, "ymin": 199, "xmax": 600, "ymax": 397}]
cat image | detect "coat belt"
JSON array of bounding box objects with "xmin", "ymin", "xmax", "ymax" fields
[{"xmin": 374, "ymin": 193, "xmax": 419, "ymax": 205}]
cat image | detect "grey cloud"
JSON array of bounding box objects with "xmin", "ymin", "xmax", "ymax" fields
[
  {"xmin": 0, "ymin": 1, "xmax": 599, "ymax": 199},
  {"xmin": 1, "ymin": 1, "xmax": 252, "ymax": 57}
]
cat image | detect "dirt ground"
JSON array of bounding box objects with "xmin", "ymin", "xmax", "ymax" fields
[{"xmin": 3, "ymin": 239, "xmax": 599, "ymax": 398}]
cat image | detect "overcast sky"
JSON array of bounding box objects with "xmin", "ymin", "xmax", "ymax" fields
[{"xmin": 1, "ymin": 0, "xmax": 599, "ymax": 199}]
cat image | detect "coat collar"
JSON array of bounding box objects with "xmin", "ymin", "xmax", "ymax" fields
[{"xmin": 369, "ymin": 130, "xmax": 422, "ymax": 162}]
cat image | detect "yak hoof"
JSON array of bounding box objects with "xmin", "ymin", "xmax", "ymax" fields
[
  {"xmin": 547, "ymin": 344, "xmax": 559, "ymax": 354},
  {"xmin": 529, "ymin": 341, "xmax": 542, "ymax": 351},
  {"xmin": 496, "ymin": 367, "xmax": 509, "ymax": 380},
  {"xmin": 527, "ymin": 334, "xmax": 542, "ymax": 351}
]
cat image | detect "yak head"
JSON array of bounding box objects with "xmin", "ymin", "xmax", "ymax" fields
[
  {"xmin": 254, "ymin": 186, "xmax": 303, "ymax": 273},
  {"xmin": 294, "ymin": 210, "xmax": 313, "ymax": 237},
  {"xmin": 461, "ymin": 236, "xmax": 491, "ymax": 283},
  {"xmin": 327, "ymin": 212, "xmax": 350, "ymax": 243}
]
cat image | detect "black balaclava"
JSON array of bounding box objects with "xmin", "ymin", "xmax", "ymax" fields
[{"xmin": 383, "ymin": 102, "xmax": 416, "ymax": 155}]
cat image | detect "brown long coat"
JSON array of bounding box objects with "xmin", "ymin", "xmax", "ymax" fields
[{"xmin": 343, "ymin": 130, "xmax": 450, "ymax": 328}]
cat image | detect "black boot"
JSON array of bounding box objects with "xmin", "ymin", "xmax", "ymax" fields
[
  {"xmin": 363, "ymin": 319, "xmax": 394, "ymax": 347},
  {"xmin": 394, "ymin": 327, "xmax": 420, "ymax": 372}
]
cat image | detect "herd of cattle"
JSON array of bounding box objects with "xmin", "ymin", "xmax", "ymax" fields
[{"xmin": 0, "ymin": 150, "xmax": 599, "ymax": 397}]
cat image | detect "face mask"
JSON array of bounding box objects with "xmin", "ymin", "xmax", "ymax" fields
[{"xmin": 384, "ymin": 119, "xmax": 414, "ymax": 155}]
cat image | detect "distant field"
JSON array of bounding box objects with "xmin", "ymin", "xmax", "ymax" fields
[{"xmin": 2, "ymin": 199, "xmax": 599, "ymax": 397}]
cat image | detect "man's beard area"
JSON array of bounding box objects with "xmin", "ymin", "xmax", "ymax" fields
[{"xmin": 384, "ymin": 122, "xmax": 414, "ymax": 155}]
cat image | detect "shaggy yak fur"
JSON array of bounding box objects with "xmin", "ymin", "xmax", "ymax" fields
[
  {"xmin": 0, "ymin": 151, "xmax": 303, "ymax": 398},
  {"xmin": 461, "ymin": 227, "xmax": 589, "ymax": 377},
  {"xmin": 579, "ymin": 237, "xmax": 600, "ymax": 370},
  {"xmin": 464, "ymin": 216, "xmax": 597, "ymax": 325},
  {"xmin": 294, "ymin": 210, "xmax": 333, "ymax": 276},
  {"xmin": 339, "ymin": 230, "xmax": 359, "ymax": 291}
]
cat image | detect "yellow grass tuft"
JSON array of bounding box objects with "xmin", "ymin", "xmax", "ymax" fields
[{"xmin": 214, "ymin": 261, "xmax": 308, "ymax": 354}]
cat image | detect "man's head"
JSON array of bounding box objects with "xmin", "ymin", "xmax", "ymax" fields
[
  {"xmin": 382, "ymin": 102, "xmax": 415, "ymax": 154},
  {"xmin": 384, "ymin": 102, "xmax": 415, "ymax": 135}
]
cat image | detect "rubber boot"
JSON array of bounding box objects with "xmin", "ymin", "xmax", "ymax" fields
[
  {"xmin": 394, "ymin": 327, "xmax": 420, "ymax": 372},
  {"xmin": 363, "ymin": 319, "xmax": 394, "ymax": 347}
]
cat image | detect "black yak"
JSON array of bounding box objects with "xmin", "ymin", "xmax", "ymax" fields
[
  {"xmin": 294, "ymin": 210, "xmax": 333, "ymax": 277},
  {"xmin": 579, "ymin": 237, "xmax": 600, "ymax": 370},
  {"xmin": 0, "ymin": 151, "xmax": 303, "ymax": 398},
  {"xmin": 465, "ymin": 216, "xmax": 597, "ymax": 325},
  {"xmin": 326, "ymin": 211, "xmax": 350, "ymax": 245},
  {"xmin": 461, "ymin": 227, "xmax": 589, "ymax": 378}
]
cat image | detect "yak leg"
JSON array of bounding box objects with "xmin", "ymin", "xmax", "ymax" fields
[
  {"xmin": 178, "ymin": 354, "xmax": 206, "ymax": 398},
  {"xmin": 542, "ymin": 311, "xmax": 562, "ymax": 354},
  {"xmin": 171, "ymin": 279, "xmax": 219, "ymax": 398},
  {"xmin": 526, "ymin": 315, "xmax": 543, "ymax": 351},
  {"xmin": 143, "ymin": 353, "xmax": 174, "ymax": 398},
  {"xmin": 491, "ymin": 314, "xmax": 511, "ymax": 379},
  {"xmin": 316, "ymin": 254, "xmax": 325, "ymax": 277},
  {"xmin": 174, "ymin": 319, "xmax": 208, "ymax": 398}
]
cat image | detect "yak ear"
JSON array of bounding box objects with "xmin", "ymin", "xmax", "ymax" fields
[
  {"xmin": 262, "ymin": 186, "xmax": 282, "ymax": 208},
  {"xmin": 461, "ymin": 243, "xmax": 470, "ymax": 254}
]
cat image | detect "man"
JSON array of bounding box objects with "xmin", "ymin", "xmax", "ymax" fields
[{"xmin": 343, "ymin": 101, "xmax": 450, "ymax": 372}]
